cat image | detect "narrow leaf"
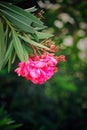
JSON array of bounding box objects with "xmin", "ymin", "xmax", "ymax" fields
[
  {"xmin": 0, "ymin": 21, "xmax": 5, "ymax": 70},
  {"xmin": 3, "ymin": 40, "xmax": 13, "ymax": 68},
  {"xmin": 22, "ymin": 46, "xmax": 28, "ymax": 61},
  {"xmin": 8, "ymin": 54, "xmax": 12, "ymax": 72},
  {"xmin": 0, "ymin": 9, "xmax": 35, "ymax": 33},
  {"xmin": 0, "ymin": 2, "xmax": 45, "ymax": 28},
  {"xmin": 12, "ymin": 31, "xmax": 28, "ymax": 61},
  {"xmin": 35, "ymin": 31, "xmax": 53, "ymax": 39},
  {"xmin": 25, "ymin": 7, "xmax": 37, "ymax": 13},
  {"xmin": 19, "ymin": 35, "xmax": 50, "ymax": 51}
]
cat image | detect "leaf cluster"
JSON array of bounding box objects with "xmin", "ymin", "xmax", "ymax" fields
[
  {"xmin": 0, "ymin": 107, "xmax": 22, "ymax": 130},
  {"xmin": 0, "ymin": 1, "xmax": 53, "ymax": 71}
]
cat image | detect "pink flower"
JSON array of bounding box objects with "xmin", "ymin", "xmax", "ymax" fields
[{"xmin": 15, "ymin": 52, "xmax": 64, "ymax": 84}]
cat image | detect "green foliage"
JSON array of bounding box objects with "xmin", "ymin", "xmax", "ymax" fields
[
  {"xmin": 0, "ymin": 21, "xmax": 5, "ymax": 70},
  {"xmin": 0, "ymin": 1, "xmax": 53, "ymax": 71},
  {"xmin": 0, "ymin": 2, "xmax": 45, "ymax": 32},
  {"xmin": 0, "ymin": 107, "xmax": 22, "ymax": 130},
  {"xmin": 45, "ymin": 75, "xmax": 77, "ymax": 100},
  {"xmin": 12, "ymin": 30, "xmax": 28, "ymax": 61}
]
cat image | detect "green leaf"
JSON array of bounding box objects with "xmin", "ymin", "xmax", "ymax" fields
[
  {"xmin": 0, "ymin": 9, "xmax": 35, "ymax": 33},
  {"xmin": 7, "ymin": 54, "xmax": 12, "ymax": 72},
  {"xmin": 19, "ymin": 35, "xmax": 50, "ymax": 51},
  {"xmin": 25, "ymin": 7, "xmax": 37, "ymax": 13},
  {"xmin": 12, "ymin": 31, "xmax": 28, "ymax": 61},
  {"xmin": 0, "ymin": 21, "xmax": 5, "ymax": 70},
  {"xmin": 6, "ymin": 123, "xmax": 22, "ymax": 129},
  {"xmin": 23, "ymin": 46, "xmax": 28, "ymax": 61},
  {"xmin": 11, "ymin": 52, "xmax": 16, "ymax": 64},
  {"xmin": 3, "ymin": 40, "xmax": 13, "ymax": 68},
  {"xmin": 35, "ymin": 31, "xmax": 53, "ymax": 39},
  {"xmin": 0, "ymin": 2, "xmax": 45, "ymax": 32}
]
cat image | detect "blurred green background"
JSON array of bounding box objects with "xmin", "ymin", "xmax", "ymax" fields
[{"xmin": 0, "ymin": 0, "xmax": 87, "ymax": 130}]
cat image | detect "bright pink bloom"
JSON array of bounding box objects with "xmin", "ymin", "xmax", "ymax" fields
[{"xmin": 15, "ymin": 52, "xmax": 64, "ymax": 84}]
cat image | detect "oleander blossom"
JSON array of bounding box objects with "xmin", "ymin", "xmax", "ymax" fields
[{"xmin": 15, "ymin": 52, "xmax": 65, "ymax": 84}]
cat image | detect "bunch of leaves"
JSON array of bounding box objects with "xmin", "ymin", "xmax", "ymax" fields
[
  {"xmin": 0, "ymin": 107, "xmax": 21, "ymax": 130},
  {"xmin": 0, "ymin": 1, "xmax": 53, "ymax": 71}
]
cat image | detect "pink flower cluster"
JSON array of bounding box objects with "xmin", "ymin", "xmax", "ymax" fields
[{"xmin": 15, "ymin": 52, "xmax": 59, "ymax": 84}]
